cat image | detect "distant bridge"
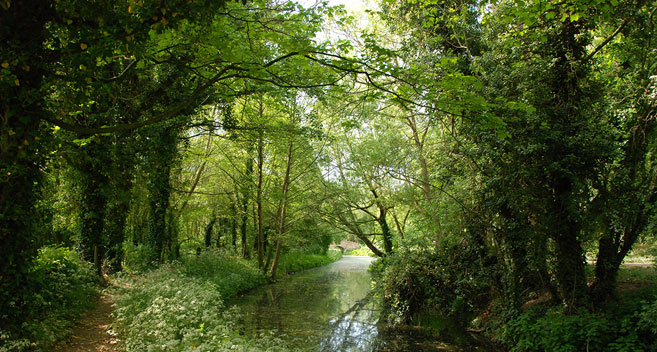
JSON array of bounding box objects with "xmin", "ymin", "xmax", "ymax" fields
[{"xmin": 329, "ymin": 240, "xmax": 361, "ymax": 253}]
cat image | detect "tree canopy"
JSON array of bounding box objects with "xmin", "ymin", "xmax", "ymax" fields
[{"xmin": 1, "ymin": 0, "xmax": 657, "ymax": 350}]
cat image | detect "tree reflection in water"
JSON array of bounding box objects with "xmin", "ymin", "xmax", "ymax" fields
[
  {"xmin": 230, "ymin": 256, "xmax": 463, "ymax": 351},
  {"xmin": 318, "ymin": 292, "xmax": 378, "ymax": 351}
]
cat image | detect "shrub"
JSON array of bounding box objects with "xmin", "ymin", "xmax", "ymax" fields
[
  {"xmin": 503, "ymin": 309, "xmax": 646, "ymax": 352},
  {"xmin": 371, "ymin": 247, "xmax": 491, "ymax": 327},
  {"xmin": 0, "ymin": 246, "xmax": 98, "ymax": 351},
  {"xmin": 123, "ymin": 242, "xmax": 157, "ymax": 273},
  {"xmin": 639, "ymin": 298, "xmax": 657, "ymax": 351}
]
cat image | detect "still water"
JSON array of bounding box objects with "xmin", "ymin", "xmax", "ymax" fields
[{"xmin": 229, "ymin": 256, "xmax": 470, "ymax": 351}]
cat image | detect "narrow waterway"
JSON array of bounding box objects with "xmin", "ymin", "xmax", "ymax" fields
[{"xmin": 229, "ymin": 256, "xmax": 472, "ymax": 351}]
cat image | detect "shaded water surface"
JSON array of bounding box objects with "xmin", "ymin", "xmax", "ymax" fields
[{"xmin": 229, "ymin": 256, "xmax": 470, "ymax": 351}]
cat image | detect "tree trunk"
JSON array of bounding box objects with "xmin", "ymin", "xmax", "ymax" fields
[
  {"xmin": 256, "ymin": 127, "xmax": 265, "ymax": 268},
  {"xmin": 379, "ymin": 206, "xmax": 393, "ymax": 254},
  {"xmin": 147, "ymin": 127, "xmax": 177, "ymax": 262},
  {"xmin": 270, "ymin": 140, "xmax": 293, "ymax": 279},
  {"xmin": 230, "ymin": 200, "xmax": 237, "ymax": 253},
  {"xmin": 270, "ymin": 239, "xmax": 284, "ymax": 279},
  {"xmin": 240, "ymin": 153, "xmax": 253, "ymax": 259},
  {"xmin": 551, "ymin": 179, "xmax": 588, "ymax": 311},
  {"xmin": 204, "ymin": 214, "xmax": 217, "ymax": 248},
  {"xmin": 105, "ymin": 196, "xmax": 130, "ymax": 273},
  {"xmin": 590, "ymin": 97, "xmax": 656, "ymax": 305},
  {"xmin": 105, "ymin": 143, "xmax": 136, "ymax": 273},
  {"xmin": 405, "ymin": 114, "xmax": 440, "ymax": 240},
  {"xmin": 0, "ymin": 1, "xmax": 54, "ymax": 324},
  {"xmin": 77, "ymin": 140, "xmax": 111, "ymax": 275},
  {"xmin": 371, "ymin": 188, "xmax": 393, "ymax": 254},
  {"xmin": 543, "ymin": 21, "xmax": 590, "ymax": 312}
]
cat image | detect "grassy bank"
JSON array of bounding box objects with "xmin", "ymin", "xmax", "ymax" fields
[
  {"xmin": 345, "ymin": 247, "xmax": 376, "ymax": 257},
  {"xmin": 277, "ymin": 249, "xmax": 342, "ymax": 275},
  {"xmin": 112, "ymin": 249, "xmax": 342, "ymax": 351},
  {"xmin": 0, "ymin": 247, "xmax": 342, "ymax": 352}
]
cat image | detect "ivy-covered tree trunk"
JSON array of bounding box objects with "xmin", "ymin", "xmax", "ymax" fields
[
  {"xmin": 147, "ymin": 126, "xmax": 177, "ymax": 262},
  {"xmin": 77, "ymin": 141, "xmax": 111, "ymax": 275},
  {"xmin": 204, "ymin": 214, "xmax": 217, "ymax": 248},
  {"xmin": 105, "ymin": 196, "xmax": 130, "ymax": 273},
  {"xmin": 104, "ymin": 142, "xmax": 135, "ymax": 273},
  {"xmin": 495, "ymin": 200, "xmax": 557, "ymax": 317},
  {"xmin": 0, "ymin": 0, "xmax": 54, "ymax": 326},
  {"xmin": 378, "ymin": 205, "xmax": 393, "ymax": 255},
  {"xmin": 216, "ymin": 217, "xmax": 227, "ymax": 248},
  {"xmin": 550, "ymin": 196, "xmax": 588, "ymax": 310},
  {"xmin": 543, "ymin": 21, "xmax": 591, "ymax": 311}
]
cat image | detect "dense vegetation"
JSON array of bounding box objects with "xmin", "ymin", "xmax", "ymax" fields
[{"xmin": 1, "ymin": 0, "xmax": 656, "ymax": 350}]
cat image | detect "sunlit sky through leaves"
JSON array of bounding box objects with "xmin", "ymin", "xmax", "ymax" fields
[{"xmin": 300, "ymin": 0, "xmax": 374, "ymax": 44}]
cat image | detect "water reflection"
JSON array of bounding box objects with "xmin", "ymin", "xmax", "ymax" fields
[
  {"xmin": 230, "ymin": 256, "xmax": 462, "ymax": 351},
  {"xmin": 318, "ymin": 292, "xmax": 378, "ymax": 351}
]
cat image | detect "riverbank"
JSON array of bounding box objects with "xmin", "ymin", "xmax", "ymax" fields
[
  {"xmin": 70, "ymin": 249, "xmax": 341, "ymax": 352},
  {"xmin": 370, "ymin": 249, "xmax": 657, "ymax": 352}
]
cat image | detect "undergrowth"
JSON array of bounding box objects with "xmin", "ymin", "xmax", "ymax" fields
[
  {"xmin": 181, "ymin": 249, "xmax": 268, "ymax": 299},
  {"xmin": 112, "ymin": 250, "xmax": 311, "ymax": 351},
  {"xmin": 0, "ymin": 246, "xmax": 98, "ymax": 352},
  {"xmin": 503, "ymin": 275, "xmax": 657, "ymax": 352}
]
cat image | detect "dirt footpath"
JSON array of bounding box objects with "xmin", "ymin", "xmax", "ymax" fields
[{"xmin": 54, "ymin": 293, "xmax": 119, "ymax": 352}]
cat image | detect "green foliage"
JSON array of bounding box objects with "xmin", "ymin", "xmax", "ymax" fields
[
  {"xmin": 503, "ymin": 277, "xmax": 657, "ymax": 351},
  {"xmin": 371, "ymin": 245, "xmax": 492, "ymax": 327},
  {"xmin": 345, "ymin": 247, "xmax": 376, "ymax": 257},
  {"xmin": 181, "ymin": 249, "xmax": 266, "ymax": 300},
  {"xmin": 123, "ymin": 242, "xmax": 158, "ymax": 273},
  {"xmin": 503, "ymin": 308, "xmax": 651, "ymax": 352},
  {"xmin": 113, "ymin": 267, "xmax": 237, "ymax": 351},
  {"xmin": 276, "ymin": 250, "xmax": 342, "ymax": 275},
  {"xmin": 0, "ymin": 246, "xmax": 97, "ymax": 351},
  {"xmin": 113, "ymin": 253, "xmax": 299, "ymax": 352},
  {"xmin": 639, "ymin": 299, "xmax": 657, "ymax": 351}
]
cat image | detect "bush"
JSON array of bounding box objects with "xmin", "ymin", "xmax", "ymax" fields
[
  {"xmin": 0, "ymin": 246, "xmax": 98, "ymax": 351},
  {"xmin": 123, "ymin": 242, "xmax": 157, "ymax": 273},
  {"xmin": 371, "ymin": 247, "xmax": 491, "ymax": 327},
  {"xmin": 639, "ymin": 298, "xmax": 657, "ymax": 351},
  {"xmin": 503, "ymin": 308, "xmax": 648, "ymax": 352}
]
